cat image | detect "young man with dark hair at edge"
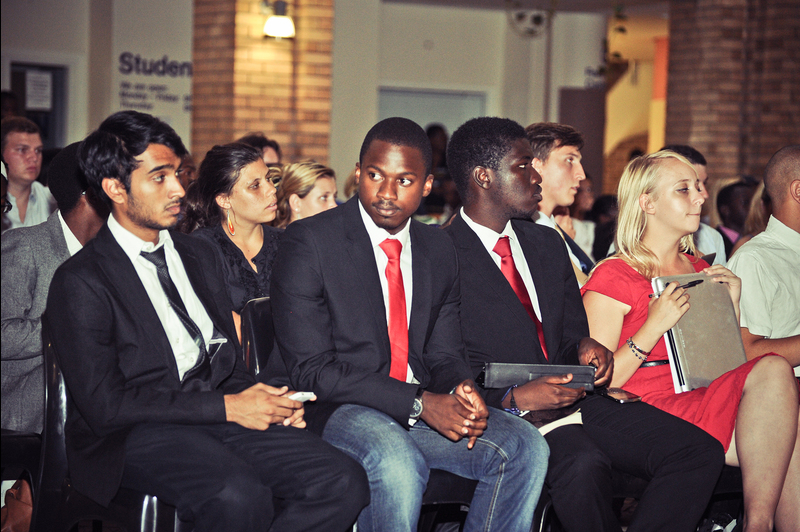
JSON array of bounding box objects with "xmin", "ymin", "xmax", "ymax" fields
[
  {"xmin": 266, "ymin": 117, "xmax": 548, "ymax": 532},
  {"xmin": 444, "ymin": 116, "xmax": 725, "ymax": 532},
  {"xmin": 44, "ymin": 110, "xmax": 368, "ymax": 532}
]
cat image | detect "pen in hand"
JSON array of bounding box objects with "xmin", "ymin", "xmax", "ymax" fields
[{"xmin": 649, "ymin": 279, "xmax": 704, "ymax": 299}]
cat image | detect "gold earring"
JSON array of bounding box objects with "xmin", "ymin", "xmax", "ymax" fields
[{"xmin": 227, "ymin": 209, "xmax": 236, "ymax": 235}]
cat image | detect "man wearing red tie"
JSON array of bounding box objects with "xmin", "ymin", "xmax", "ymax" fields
[
  {"xmin": 444, "ymin": 117, "xmax": 726, "ymax": 532},
  {"xmin": 266, "ymin": 117, "xmax": 548, "ymax": 532}
]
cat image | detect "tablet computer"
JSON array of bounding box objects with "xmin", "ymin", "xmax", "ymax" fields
[{"xmin": 479, "ymin": 363, "xmax": 596, "ymax": 391}]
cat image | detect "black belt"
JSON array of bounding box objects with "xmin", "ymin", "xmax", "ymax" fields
[{"xmin": 641, "ymin": 360, "xmax": 669, "ymax": 368}]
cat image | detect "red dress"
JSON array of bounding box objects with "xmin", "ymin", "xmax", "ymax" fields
[{"xmin": 582, "ymin": 256, "xmax": 763, "ymax": 451}]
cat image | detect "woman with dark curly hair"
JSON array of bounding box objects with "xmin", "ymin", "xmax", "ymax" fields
[{"xmin": 179, "ymin": 142, "xmax": 280, "ymax": 312}]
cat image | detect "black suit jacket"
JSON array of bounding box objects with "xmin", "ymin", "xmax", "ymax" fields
[
  {"xmin": 266, "ymin": 197, "xmax": 472, "ymax": 434},
  {"xmin": 44, "ymin": 224, "xmax": 253, "ymax": 506},
  {"xmin": 444, "ymin": 214, "xmax": 589, "ymax": 409}
]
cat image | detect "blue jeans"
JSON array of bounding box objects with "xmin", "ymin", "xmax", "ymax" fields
[{"xmin": 322, "ymin": 404, "xmax": 548, "ymax": 532}]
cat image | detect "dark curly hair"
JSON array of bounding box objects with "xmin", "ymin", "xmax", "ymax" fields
[
  {"xmin": 178, "ymin": 142, "xmax": 265, "ymax": 233},
  {"xmin": 447, "ymin": 117, "xmax": 527, "ymax": 203},
  {"xmin": 359, "ymin": 117, "xmax": 432, "ymax": 175},
  {"xmin": 78, "ymin": 111, "xmax": 186, "ymax": 208}
]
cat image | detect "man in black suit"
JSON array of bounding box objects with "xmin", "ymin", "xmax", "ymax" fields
[
  {"xmin": 266, "ymin": 117, "xmax": 548, "ymax": 532},
  {"xmin": 44, "ymin": 111, "xmax": 368, "ymax": 532},
  {"xmin": 444, "ymin": 117, "xmax": 725, "ymax": 532}
]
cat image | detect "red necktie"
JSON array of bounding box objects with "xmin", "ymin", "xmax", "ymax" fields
[
  {"xmin": 493, "ymin": 236, "xmax": 549, "ymax": 359},
  {"xmin": 379, "ymin": 239, "xmax": 409, "ymax": 381}
]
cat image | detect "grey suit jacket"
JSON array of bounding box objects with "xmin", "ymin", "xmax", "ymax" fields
[{"xmin": 1, "ymin": 212, "xmax": 70, "ymax": 432}]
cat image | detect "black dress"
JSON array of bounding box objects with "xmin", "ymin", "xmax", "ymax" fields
[{"xmin": 191, "ymin": 223, "xmax": 282, "ymax": 313}]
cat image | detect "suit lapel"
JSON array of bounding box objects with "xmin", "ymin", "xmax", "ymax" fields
[
  {"xmin": 408, "ymin": 222, "xmax": 431, "ymax": 366},
  {"xmin": 93, "ymin": 226, "xmax": 182, "ymax": 380},
  {"xmin": 451, "ymin": 215, "xmax": 538, "ymax": 335},
  {"xmin": 342, "ymin": 199, "xmax": 392, "ymax": 358},
  {"xmin": 515, "ymin": 221, "xmax": 560, "ymax": 358},
  {"xmin": 172, "ymin": 235, "xmax": 231, "ymax": 339},
  {"xmin": 45, "ymin": 212, "xmax": 70, "ymax": 263}
]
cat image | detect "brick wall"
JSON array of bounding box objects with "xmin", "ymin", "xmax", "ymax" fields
[
  {"xmin": 192, "ymin": 0, "xmax": 334, "ymax": 164},
  {"xmin": 666, "ymin": 0, "xmax": 800, "ymax": 184},
  {"xmin": 603, "ymin": 132, "xmax": 649, "ymax": 195}
]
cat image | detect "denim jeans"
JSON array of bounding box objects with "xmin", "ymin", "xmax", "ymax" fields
[{"xmin": 322, "ymin": 404, "xmax": 548, "ymax": 532}]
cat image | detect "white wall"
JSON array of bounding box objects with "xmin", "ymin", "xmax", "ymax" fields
[
  {"xmin": 329, "ymin": 2, "xmax": 607, "ymax": 183},
  {"xmin": 329, "ymin": 0, "xmax": 382, "ymax": 182}
]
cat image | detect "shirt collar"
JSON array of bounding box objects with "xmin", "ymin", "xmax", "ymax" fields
[
  {"xmin": 107, "ymin": 212, "xmax": 173, "ymax": 263},
  {"xmin": 460, "ymin": 207, "xmax": 517, "ymax": 252},
  {"xmin": 767, "ymin": 215, "xmax": 800, "ymax": 249},
  {"xmin": 57, "ymin": 210, "xmax": 83, "ymax": 256},
  {"xmin": 533, "ymin": 211, "xmax": 557, "ymax": 229},
  {"xmin": 358, "ymin": 199, "xmax": 411, "ymax": 249}
]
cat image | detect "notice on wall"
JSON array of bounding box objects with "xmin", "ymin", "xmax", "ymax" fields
[
  {"xmin": 111, "ymin": 0, "xmax": 194, "ymax": 147},
  {"xmin": 114, "ymin": 52, "xmax": 192, "ymax": 144},
  {"xmin": 25, "ymin": 70, "xmax": 53, "ymax": 111}
]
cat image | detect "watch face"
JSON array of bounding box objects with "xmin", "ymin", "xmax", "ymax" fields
[{"xmin": 411, "ymin": 397, "xmax": 424, "ymax": 419}]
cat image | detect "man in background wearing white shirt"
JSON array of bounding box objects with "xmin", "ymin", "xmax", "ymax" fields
[
  {"xmin": 728, "ymin": 145, "xmax": 800, "ymax": 376},
  {"xmin": 1, "ymin": 117, "xmax": 55, "ymax": 232}
]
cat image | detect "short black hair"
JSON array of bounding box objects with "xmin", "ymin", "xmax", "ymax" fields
[
  {"xmin": 78, "ymin": 110, "xmax": 187, "ymax": 208},
  {"xmin": 359, "ymin": 117, "xmax": 432, "ymax": 175},
  {"xmin": 764, "ymin": 144, "xmax": 800, "ymax": 203},
  {"xmin": 525, "ymin": 122, "xmax": 584, "ymax": 163},
  {"xmin": 237, "ymin": 132, "xmax": 282, "ymax": 161},
  {"xmin": 1, "ymin": 116, "xmax": 41, "ymax": 153},
  {"xmin": 661, "ymin": 144, "xmax": 707, "ymax": 166},
  {"xmin": 447, "ymin": 117, "xmax": 527, "ymax": 203},
  {"xmin": 47, "ymin": 142, "xmax": 87, "ymax": 214}
]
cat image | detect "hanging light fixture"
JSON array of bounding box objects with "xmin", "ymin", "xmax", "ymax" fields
[{"xmin": 263, "ymin": 1, "xmax": 295, "ymax": 40}]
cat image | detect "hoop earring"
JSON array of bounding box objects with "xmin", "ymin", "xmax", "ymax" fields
[{"xmin": 227, "ymin": 209, "xmax": 236, "ymax": 236}]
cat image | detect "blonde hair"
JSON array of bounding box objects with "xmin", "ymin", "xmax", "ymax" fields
[
  {"xmin": 272, "ymin": 161, "xmax": 336, "ymax": 228},
  {"xmin": 609, "ymin": 150, "xmax": 698, "ymax": 280}
]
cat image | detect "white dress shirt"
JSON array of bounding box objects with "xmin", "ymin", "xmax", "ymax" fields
[
  {"xmin": 3, "ymin": 181, "xmax": 56, "ymax": 232},
  {"xmin": 728, "ymin": 216, "xmax": 800, "ymax": 376},
  {"xmin": 358, "ymin": 201, "xmax": 417, "ymax": 384},
  {"xmin": 461, "ymin": 208, "xmax": 543, "ymax": 321},
  {"xmin": 108, "ymin": 214, "xmax": 215, "ymax": 380}
]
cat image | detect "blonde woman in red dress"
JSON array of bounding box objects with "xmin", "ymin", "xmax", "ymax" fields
[{"xmin": 581, "ymin": 150, "xmax": 799, "ymax": 532}]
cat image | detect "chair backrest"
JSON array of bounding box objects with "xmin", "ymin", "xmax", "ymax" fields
[
  {"xmin": 30, "ymin": 327, "xmax": 72, "ymax": 532},
  {"xmin": 240, "ymin": 297, "xmax": 274, "ymax": 377}
]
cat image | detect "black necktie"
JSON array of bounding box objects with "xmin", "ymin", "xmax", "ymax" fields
[{"xmin": 140, "ymin": 246, "xmax": 211, "ymax": 385}]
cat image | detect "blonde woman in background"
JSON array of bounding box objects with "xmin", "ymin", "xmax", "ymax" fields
[
  {"xmin": 272, "ymin": 161, "xmax": 338, "ymax": 228},
  {"xmin": 730, "ymin": 181, "xmax": 772, "ymax": 256}
]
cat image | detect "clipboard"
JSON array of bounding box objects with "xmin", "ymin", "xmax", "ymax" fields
[{"xmin": 651, "ymin": 272, "xmax": 747, "ymax": 393}]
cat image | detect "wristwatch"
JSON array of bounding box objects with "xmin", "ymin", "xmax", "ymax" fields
[{"xmin": 410, "ymin": 387, "xmax": 424, "ymax": 420}]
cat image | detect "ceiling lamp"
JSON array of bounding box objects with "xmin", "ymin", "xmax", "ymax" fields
[{"xmin": 263, "ymin": 1, "xmax": 295, "ymax": 40}]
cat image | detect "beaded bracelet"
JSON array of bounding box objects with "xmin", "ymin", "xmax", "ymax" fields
[
  {"xmin": 626, "ymin": 337, "xmax": 650, "ymax": 362},
  {"xmin": 502, "ymin": 384, "xmax": 522, "ymax": 416}
]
